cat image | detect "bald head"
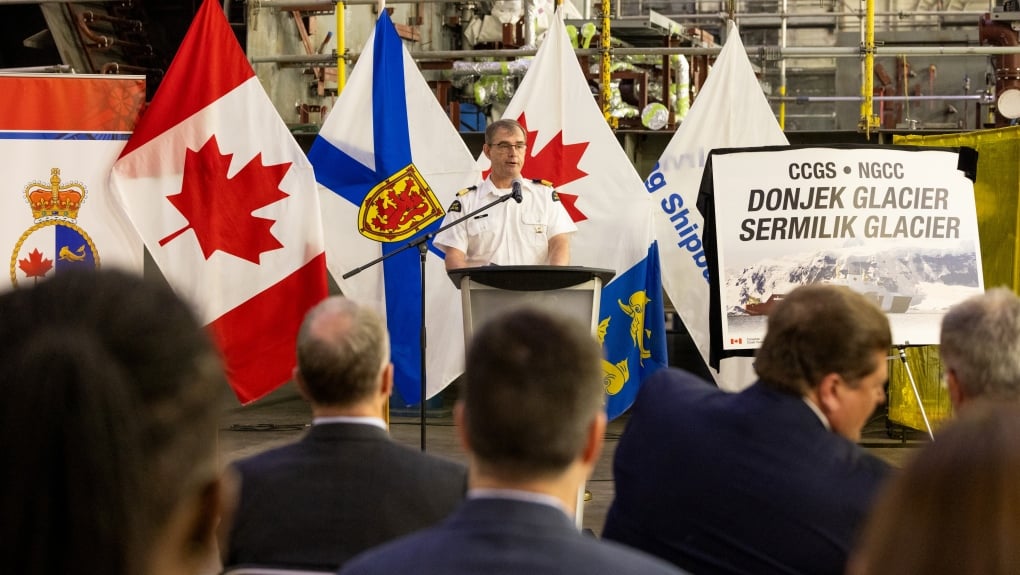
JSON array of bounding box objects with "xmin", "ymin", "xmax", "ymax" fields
[{"xmin": 296, "ymin": 296, "xmax": 390, "ymax": 407}]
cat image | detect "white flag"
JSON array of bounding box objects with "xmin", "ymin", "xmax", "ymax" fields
[{"xmin": 647, "ymin": 21, "xmax": 789, "ymax": 390}]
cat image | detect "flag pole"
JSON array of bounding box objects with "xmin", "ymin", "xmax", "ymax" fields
[{"xmin": 417, "ymin": 243, "xmax": 428, "ymax": 451}]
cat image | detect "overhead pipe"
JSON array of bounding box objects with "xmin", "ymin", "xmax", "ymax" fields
[
  {"xmin": 76, "ymin": 10, "xmax": 115, "ymax": 49},
  {"xmin": 255, "ymin": 0, "xmax": 447, "ymax": 7},
  {"xmin": 250, "ymin": 44, "xmax": 1020, "ymax": 66},
  {"xmin": 82, "ymin": 9, "xmax": 143, "ymax": 31},
  {"xmin": 784, "ymin": 113, "xmax": 838, "ymax": 118},
  {"xmin": 0, "ymin": 64, "xmax": 74, "ymax": 73},
  {"xmin": 0, "ymin": 0, "xmax": 120, "ymax": 3},
  {"xmin": 74, "ymin": 10, "xmax": 151, "ymax": 52},
  {"xmin": 771, "ymin": 93, "xmax": 993, "ymax": 102},
  {"xmin": 100, "ymin": 61, "xmax": 157, "ymax": 75},
  {"xmin": 622, "ymin": 10, "xmax": 988, "ymax": 21}
]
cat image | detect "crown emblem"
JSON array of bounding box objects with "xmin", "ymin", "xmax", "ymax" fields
[
  {"xmin": 11, "ymin": 167, "xmax": 98, "ymax": 288},
  {"xmin": 25, "ymin": 168, "xmax": 87, "ymax": 222}
]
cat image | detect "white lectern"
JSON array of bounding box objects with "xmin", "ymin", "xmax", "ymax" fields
[{"xmin": 448, "ymin": 265, "xmax": 616, "ymax": 348}]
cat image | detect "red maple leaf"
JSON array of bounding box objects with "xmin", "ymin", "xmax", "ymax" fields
[
  {"xmin": 19, "ymin": 248, "xmax": 53, "ymax": 281},
  {"xmin": 480, "ymin": 112, "xmax": 590, "ymax": 223},
  {"xmin": 519, "ymin": 113, "xmax": 589, "ymax": 223},
  {"xmin": 160, "ymin": 135, "xmax": 290, "ymax": 264},
  {"xmin": 556, "ymin": 192, "xmax": 585, "ymax": 222}
]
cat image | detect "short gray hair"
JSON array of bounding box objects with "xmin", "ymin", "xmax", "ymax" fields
[
  {"xmin": 485, "ymin": 118, "xmax": 526, "ymax": 144},
  {"xmin": 941, "ymin": 287, "xmax": 1020, "ymax": 402}
]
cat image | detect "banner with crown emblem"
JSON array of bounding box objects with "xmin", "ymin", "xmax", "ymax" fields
[{"xmin": 0, "ymin": 75, "xmax": 146, "ymax": 290}]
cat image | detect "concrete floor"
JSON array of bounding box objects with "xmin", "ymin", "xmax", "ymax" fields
[{"xmin": 217, "ymin": 382, "xmax": 926, "ymax": 538}]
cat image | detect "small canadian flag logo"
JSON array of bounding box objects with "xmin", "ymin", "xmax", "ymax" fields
[{"xmin": 730, "ymin": 337, "xmax": 743, "ymax": 345}]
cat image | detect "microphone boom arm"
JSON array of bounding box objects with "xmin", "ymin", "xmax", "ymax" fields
[{"xmin": 342, "ymin": 189, "xmax": 518, "ymax": 280}]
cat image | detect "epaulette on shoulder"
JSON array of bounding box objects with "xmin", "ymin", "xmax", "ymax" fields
[
  {"xmin": 531, "ymin": 178, "xmax": 555, "ymax": 188},
  {"xmin": 456, "ymin": 185, "xmax": 478, "ymax": 196}
]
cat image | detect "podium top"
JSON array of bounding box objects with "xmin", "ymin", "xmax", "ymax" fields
[{"xmin": 448, "ymin": 266, "xmax": 616, "ymax": 291}]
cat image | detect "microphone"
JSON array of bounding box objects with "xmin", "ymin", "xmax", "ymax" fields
[{"xmin": 510, "ymin": 179, "xmax": 523, "ymax": 203}]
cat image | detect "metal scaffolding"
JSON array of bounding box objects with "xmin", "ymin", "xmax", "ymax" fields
[{"xmin": 244, "ymin": 0, "xmax": 1020, "ymax": 134}]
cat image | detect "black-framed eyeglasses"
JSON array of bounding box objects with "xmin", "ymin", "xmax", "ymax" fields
[{"xmin": 492, "ymin": 142, "xmax": 527, "ymax": 152}]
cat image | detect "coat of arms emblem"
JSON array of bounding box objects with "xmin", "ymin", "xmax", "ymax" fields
[{"xmin": 10, "ymin": 168, "xmax": 98, "ymax": 287}]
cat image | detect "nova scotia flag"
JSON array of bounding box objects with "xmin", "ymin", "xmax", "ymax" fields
[
  {"xmin": 309, "ymin": 12, "xmax": 477, "ymax": 405},
  {"xmin": 493, "ymin": 10, "xmax": 668, "ymax": 418}
]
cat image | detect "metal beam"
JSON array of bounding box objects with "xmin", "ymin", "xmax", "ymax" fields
[
  {"xmin": 250, "ymin": 43, "xmax": 1020, "ymax": 66},
  {"xmin": 0, "ymin": 0, "xmax": 121, "ymax": 3}
]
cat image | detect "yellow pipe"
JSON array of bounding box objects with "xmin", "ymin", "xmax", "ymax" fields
[
  {"xmin": 778, "ymin": 84, "xmax": 786, "ymax": 129},
  {"xmin": 779, "ymin": 0, "xmax": 786, "ymax": 130},
  {"xmin": 600, "ymin": 0, "xmax": 614, "ymax": 127},
  {"xmin": 336, "ymin": 0, "xmax": 347, "ymax": 92},
  {"xmin": 860, "ymin": 0, "xmax": 878, "ymax": 137}
]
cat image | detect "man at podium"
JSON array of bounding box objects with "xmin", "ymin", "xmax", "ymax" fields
[{"xmin": 434, "ymin": 119, "xmax": 576, "ymax": 270}]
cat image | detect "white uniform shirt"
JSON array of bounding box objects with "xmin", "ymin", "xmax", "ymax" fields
[{"xmin": 433, "ymin": 177, "xmax": 577, "ymax": 267}]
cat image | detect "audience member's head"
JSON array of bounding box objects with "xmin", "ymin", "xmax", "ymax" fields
[
  {"xmin": 754, "ymin": 284, "xmax": 891, "ymax": 440},
  {"xmin": 295, "ymin": 296, "xmax": 392, "ymax": 417},
  {"xmin": 940, "ymin": 287, "xmax": 1020, "ymax": 408},
  {"xmin": 0, "ymin": 269, "xmax": 225, "ymax": 575},
  {"xmin": 850, "ymin": 401, "xmax": 1020, "ymax": 575},
  {"xmin": 459, "ymin": 306, "xmax": 604, "ymax": 499}
]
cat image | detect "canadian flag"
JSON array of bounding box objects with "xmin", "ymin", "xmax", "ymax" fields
[{"xmin": 110, "ymin": 0, "xmax": 328, "ymax": 403}]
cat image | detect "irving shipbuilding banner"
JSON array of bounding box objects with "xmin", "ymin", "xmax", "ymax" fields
[{"xmin": 700, "ymin": 145, "xmax": 984, "ymax": 359}]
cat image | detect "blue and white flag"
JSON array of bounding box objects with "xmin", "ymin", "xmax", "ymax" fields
[
  {"xmin": 647, "ymin": 21, "xmax": 789, "ymax": 390},
  {"xmin": 492, "ymin": 10, "xmax": 668, "ymax": 419},
  {"xmin": 309, "ymin": 12, "xmax": 478, "ymax": 405}
]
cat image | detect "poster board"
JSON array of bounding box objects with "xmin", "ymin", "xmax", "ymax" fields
[{"xmin": 698, "ymin": 145, "xmax": 984, "ymax": 365}]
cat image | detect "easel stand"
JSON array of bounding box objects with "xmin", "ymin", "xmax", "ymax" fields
[{"xmin": 896, "ymin": 345, "xmax": 935, "ymax": 441}]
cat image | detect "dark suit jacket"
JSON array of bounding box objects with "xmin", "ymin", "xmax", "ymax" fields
[
  {"xmin": 602, "ymin": 369, "xmax": 892, "ymax": 575},
  {"xmin": 338, "ymin": 497, "xmax": 687, "ymax": 575},
  {"xmin": 224, "ymin": 422, "xmax": 467, "ymax": 571}
]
